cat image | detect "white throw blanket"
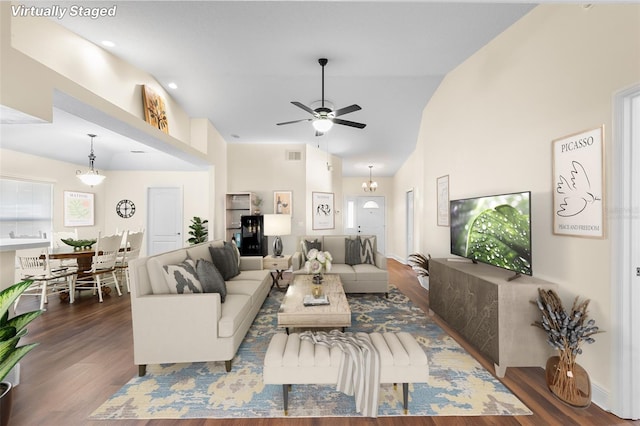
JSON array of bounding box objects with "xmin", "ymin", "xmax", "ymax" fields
[{"xmin": 300, "ymin": 330, "xmax": 381, "ymax": 417}]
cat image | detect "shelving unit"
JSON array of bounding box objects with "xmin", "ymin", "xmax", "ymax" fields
[{"xmin": 225, "ymin": 192, "xmax": 255, "ymax": 244}]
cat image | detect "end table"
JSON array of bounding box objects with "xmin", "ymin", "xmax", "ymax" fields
[{"xmin": 263, "ymin": 254, "xmax": 292, "ymax": 291}]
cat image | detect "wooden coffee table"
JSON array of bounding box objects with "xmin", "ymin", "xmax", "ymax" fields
[{"xmin": 277, "ymin": 274, "xmax": 351, "ymax": 334}]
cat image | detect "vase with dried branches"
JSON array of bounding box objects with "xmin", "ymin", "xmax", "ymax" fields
[{"xmin": 532, "ymin": 288, "xmax": 602, "ymax": 407}]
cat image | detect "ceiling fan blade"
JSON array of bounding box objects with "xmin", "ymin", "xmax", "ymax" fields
[
  {"xmin": 332, "ymin": 118, "xmax": 367, "ymax": 129},
  {"xmin": 276, "ymin": 118, "xmax": 312, "ymax": 126},
  {"xmin": 291, "ymin": 101, "xmax": 318, "ymax": 117},
  {"xmin": 333, "ymin": 104, "xmax": 361, "ymax": 117}
]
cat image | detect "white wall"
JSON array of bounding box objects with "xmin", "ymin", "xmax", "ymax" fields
[{"xmin": 399, "ymin": 3, "xmax": 640, "ymax": 401}]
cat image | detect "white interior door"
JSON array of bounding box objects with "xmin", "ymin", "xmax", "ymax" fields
[
  {"xmin": 406, "ymin": 189, "xmax": 414, "ymax": 261},
  {"xmin": 611, "ymin": 85, "xmax": 639, "ymax": 419},
  {"xmin": 147, "ymin": 187, "xmax": 183, "ymax": 256},
  {"xmin": 357, "ymin": 196, "xmax": 385, "ymax": 254}
]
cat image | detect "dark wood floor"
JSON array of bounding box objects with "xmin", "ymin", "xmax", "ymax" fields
[{"xmin": 10, "ymin": 259, "xmax": 638, "ymax": 426}]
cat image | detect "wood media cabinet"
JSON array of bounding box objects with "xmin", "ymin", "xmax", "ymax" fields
[{"xmin": 429, "ymin": 258, "xmax": 558, "ymax": 377}]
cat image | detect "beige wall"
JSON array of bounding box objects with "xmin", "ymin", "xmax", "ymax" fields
[{"xmin": 398, "ymin": 3, "xmax": 640, "ymax": 400}]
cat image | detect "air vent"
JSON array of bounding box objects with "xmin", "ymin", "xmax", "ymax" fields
[{"xmin": 285, "ymin": 150, "xmax": 302, "ymax": 161}]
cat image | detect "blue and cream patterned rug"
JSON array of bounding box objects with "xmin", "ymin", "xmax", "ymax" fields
[{"xmin": 90, "ymin": 285, "xmax": 531, "ymax": 419}]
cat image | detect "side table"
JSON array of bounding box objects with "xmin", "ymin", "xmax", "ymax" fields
[{"xmin": 263, "ymin": 254, "xmax": 292, "ymax": 291}]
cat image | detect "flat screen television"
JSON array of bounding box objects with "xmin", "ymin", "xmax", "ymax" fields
[{"xmin": 449, "ymin": 191, "xmax": 532, "ymax": 279}]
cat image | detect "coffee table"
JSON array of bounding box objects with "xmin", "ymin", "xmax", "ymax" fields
[{"xmin": 277, "ymin": 274, "xmax": 351, "ymax": 334}]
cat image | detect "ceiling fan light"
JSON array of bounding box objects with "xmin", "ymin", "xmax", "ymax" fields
[{"xmin": 312, "ymin": 118, "xmax": 333, "ymax": 133}]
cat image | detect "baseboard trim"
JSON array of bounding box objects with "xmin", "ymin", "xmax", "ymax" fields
[
  {"xmin": 388, "ymin": 254, "xmax": 407, "ymax": 264},
  {"xmin": 592, "ymin": 380, "xmax": 609, "ymax": 413}
]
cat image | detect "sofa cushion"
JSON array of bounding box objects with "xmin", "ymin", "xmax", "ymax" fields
[
  {"xmin": 218, "ymin": 294, "xmax": 252, "ymax": 338},
  {"xmin": 162, "ymin": 259, "xmax": 203, "ymax": 294},
  {"xmin": 186, "ymin": 242, "xmax": 213, "ymax": 263},
  {"xmin": 359, "ymin": 236, "xmax": 376, "ymax": 265},
  {"xmin": 328, "ymin": 264, "xmax": 356, "ymax": 283},
  {"xmin": 209, "ymin": 241, "xmax": 240, "ymax": 280},
  {"xmin": 196, "ymin": 259, "xmax": 227, "ymax": 302},
  {"xmin": 147, "ymin": 250, "xmax": 189, "ymax": 294},
  {"xmin": 323, "ymin": 236, "xmax": 347, "ymax": 264},
  {"xmin": 228, "ymin": 269, "xmax": 270, "ymax": 282},
  {"xmin": 301, "ymin": 238, "xmax": 322, "ymax": 260},
  {"xmin": 345, "ymin": 237, "xmax": 361, "ymax": 266},
  {"xmin": 353, "ymin": 263, "xmax": 387, "ymax": 282}
]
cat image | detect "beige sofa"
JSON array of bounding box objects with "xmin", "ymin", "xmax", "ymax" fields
[
  {"xmin": 129, "ymin": 240, "xmax": 271, "ymax": 376},
  {"xmin": 292, "ymin": 235, "xmax": 388, "ymax": 295}
]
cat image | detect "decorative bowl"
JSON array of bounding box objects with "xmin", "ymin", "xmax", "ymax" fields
[{"xmin": 61, "ymin": 238, "xmax": 97, "ymax": 250}]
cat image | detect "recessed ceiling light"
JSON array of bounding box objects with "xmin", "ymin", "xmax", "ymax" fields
[
  {"xmin": 167, "ymin": 82, "xmax": 178, "ymax": 89},
  {"xmin": 231, "ymin": 134, "xmax": 240, "ymax": 139},
  {"xmin": 101, "ymin": 40, "xmax": 115, "ymax": 47},
  {"xmin": 130, "ymin": 150, "xmax": 146, "ymax": 154}
]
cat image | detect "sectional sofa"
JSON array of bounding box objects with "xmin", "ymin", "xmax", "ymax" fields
[
  {"xmin": 292, "ymin": 235, "xmax": 388, "ymax": 295},
  {"xmin": 129, "ymin": 240, "xmax": 271, "ymax": 375}
]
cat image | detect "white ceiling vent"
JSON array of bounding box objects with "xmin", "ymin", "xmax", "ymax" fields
[{"xmin": 285, "ymin": 150, "xmax": 303, "ymax": 161}]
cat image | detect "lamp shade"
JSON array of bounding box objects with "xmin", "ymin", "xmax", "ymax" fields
[{"xmin": 263, "ymin": 214, "xmax": 291, "ymax": 236}]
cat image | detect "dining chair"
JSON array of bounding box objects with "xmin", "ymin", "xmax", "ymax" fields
[
  {"xmin": 15, "ymin": 248, "xmax": 77, "ymax": 311},
  {"xmin": 116, "ymin": 229, "xmax": 144, "ymax": 293},
  {"xmin": 74, "ymin": 233, "xmax": 123, "ymax": 303}
]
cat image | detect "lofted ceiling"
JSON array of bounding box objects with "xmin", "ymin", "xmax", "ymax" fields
[{"xmin": 0, "ymin": 1, "xmax": 536, "ymax": 177}]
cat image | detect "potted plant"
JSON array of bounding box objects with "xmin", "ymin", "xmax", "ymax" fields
[
  {"xmin": 187, "ymin": 216, "xmax": 209, "ymax": 245},
  {"xmin": 0, "ymin": 280, "xmax": 43, "ymax": 426},
  {"xmin": 532, "ymin": 288, "xmax": 602, "ymax": 408},
  {"xmin": 408, "ymin": 253, "xmax": 430, "ymax": 289}
]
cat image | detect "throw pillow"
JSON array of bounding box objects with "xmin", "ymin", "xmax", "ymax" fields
[
  {"xmin": 345, "ymin": 237, "xmax": 361, "ymax": 266},
  {"xmin": 162, "ymin": 258, "xmax": 203, "ymax": 294},
  {"xmin": 209, "ymin": 242, "xmax": 240, "ymax": 280},
  {"xmin": 359, "ymin": 236, "xmax": 376, "ymax": 265},
  {"xmin": 301, "ymin": 238, "xmax": 322, "ymax": 260},
  {"xmin": 231, "ymin": 241, "xmax": 241, "ymax": 268},
  {"xmin": 196, "ymin": 259, "xmax": 227, "ymax": 303}
]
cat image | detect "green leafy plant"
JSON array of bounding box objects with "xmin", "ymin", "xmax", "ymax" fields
[
  {"xmin": 0, "ymin": 280, "xmax": 42, "ymax": 382},
  {"xmin": 187, "ymin": 216, "xmax": 209, "ymax": 245}
]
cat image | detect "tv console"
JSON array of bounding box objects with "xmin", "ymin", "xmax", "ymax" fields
[{"xmin": 429, "ymin": 258, "xmax": 557, "ymax": 377}]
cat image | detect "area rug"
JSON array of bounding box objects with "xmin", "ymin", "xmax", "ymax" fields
[{"xmin": 90, "ymin": 285, "xmax": 532, "ymax": 419}]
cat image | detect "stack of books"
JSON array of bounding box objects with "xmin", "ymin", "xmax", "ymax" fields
[{"xmin": 303, "ymin": 294, "xmax": 330, "ymax": 306}]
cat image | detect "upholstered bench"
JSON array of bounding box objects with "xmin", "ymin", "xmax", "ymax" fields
[{"xmin": 263, "ymin": 331, "xmax": 429, "ymax": 415}]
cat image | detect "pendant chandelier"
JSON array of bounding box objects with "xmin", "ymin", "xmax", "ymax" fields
[
  {"xmin": 362, "ymin": 165, "xmax": 378, "ymax": 192},
  {"xmin": 76, "ymin": 134, "xmax": 106, "ymax": 186}
]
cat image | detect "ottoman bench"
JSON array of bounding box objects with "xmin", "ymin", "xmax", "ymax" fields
[{"xmin": 263, "ymin": 331, "xmax": 429, "ymax": 415}]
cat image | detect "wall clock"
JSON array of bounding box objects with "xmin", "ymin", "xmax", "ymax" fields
[{"xmin": 116, "ymin": 199, "xmax": 136, "ymax": 218}]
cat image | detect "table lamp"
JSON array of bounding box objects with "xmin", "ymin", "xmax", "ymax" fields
[{"xmin": 264, "ymin": 214, "xmax": 291, "ymax": 258}]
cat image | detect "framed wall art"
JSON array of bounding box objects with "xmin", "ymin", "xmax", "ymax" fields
[
  {"xmin": 142, "ymin": 85, "xmax": 169, "ymax": 134},
  {"xmin": 437, "ymin": 175, "xmax": 450, "ymax": 227},
  {"xmin": 312, "ymin": 192, "xmax": 334, "ymax": 230},
  {"xmin": 552, "ymin": 125, "xmax": 605, "ymax": 238},
  {"xmin": 64, "ymin": 191, "xmax": 95, "ymax": 227},
  {"xmin": 273, "ymin": 191, "xmax": 292, "ymax": 215}
]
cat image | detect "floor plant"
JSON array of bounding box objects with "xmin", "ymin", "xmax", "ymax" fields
[{"xmin": 0, "ymin": 280, "xmax": 43, "ymax": 426}]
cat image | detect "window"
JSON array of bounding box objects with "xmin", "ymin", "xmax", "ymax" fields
[{"xmin": 0, "ymin": 178, "xmax": 53, "ymax": 240}]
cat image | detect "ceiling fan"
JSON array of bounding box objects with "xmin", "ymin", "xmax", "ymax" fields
[{"xmin": 277, "ymin": 58, "xmax": 366, "ymax": 136}]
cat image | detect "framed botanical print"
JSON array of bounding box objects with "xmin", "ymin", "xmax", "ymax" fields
[
  {"xmin": 312, "ymin": 192, "xmax": 334, "ymax": 230},
  {"xmin": 64, "ymin": 191, "xmax": 95, "ymax": 227}
]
